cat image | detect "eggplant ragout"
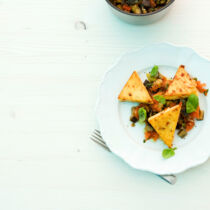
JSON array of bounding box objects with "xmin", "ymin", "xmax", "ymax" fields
[
  {"xmin": 109, "ymin": 0, "xmax": 171, "ymax": 15},
  {"xmin": 130, "ymin": 66, "xmax": 207, "ymax": 142}
]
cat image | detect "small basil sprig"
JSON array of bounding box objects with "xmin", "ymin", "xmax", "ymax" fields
[
  {"xmin": 138, "ymin": 108, "xmax": 147, "ymax": 124},
  {"xmin": 204, "ymin": 89, "xmax": 209, "ymax": 96},
  {"xmin": 153, "ymin": 95, "xmax": 166, "ymax": 105},
  {"xmin": 186, "ymin": 94, "xmax": 199, "ymax": 113},
  {"xmin": 150, "ymin": 65, "xmax": 159, "ymax": 78},
  {"xmin": 162, "ymin": 148, "xmax": 177, "ymax": 159}
]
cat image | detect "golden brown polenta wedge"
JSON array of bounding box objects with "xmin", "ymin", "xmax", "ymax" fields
[
  {"xmin": 148, "ymin": 103, "xmax": 182, "ymax": 148},
  {"xmin": 118, "ymin": 71, "xmax": 153, "ymax": 104},
  {"xmin": 164, "ymin": 65, "xmax": 197, "ymax": 100}
]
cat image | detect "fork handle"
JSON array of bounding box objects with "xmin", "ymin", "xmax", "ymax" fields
[{"xmin": 158, "ymin": 174, "xmax": 176, "ymax": 185}]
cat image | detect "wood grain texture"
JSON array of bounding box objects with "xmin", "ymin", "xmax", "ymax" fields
[{"xmin": 0, "ymin": 0, "xmax": 209, "ymax": 209}]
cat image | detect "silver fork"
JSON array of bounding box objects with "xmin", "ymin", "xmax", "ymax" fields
[{"xmin": 90, "ymin": 129, "xmax": 177, "ymax": 185}]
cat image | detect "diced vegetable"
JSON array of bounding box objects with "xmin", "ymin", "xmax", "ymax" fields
[
  {"xmin": 189, "ymin": 106, "xmax": 200, "ymax": 119},
  {"xmin": 143, "ymin": 80, "xmax": 153, "ymax": 89},
  {"xmin": 122, "ymin": 4, "xmax": 131, "ymax": 12},
  {"xmin": 159, "ymin": 74, "xmax": 172, "ymax": 91},
  {"xmin": 145, "ymin": 131, "xmax": 159, "ymax": 141},
  {"xmin": 130, "ymin": 106, "xmax": 139, "ymax": 123},
  {"xmin": 166, "ymin": 101, "xmax": 177, "ymax": 108},
  {"xmin": 117, "ymin": 4, "xmax": 123, "ymax": 9},
  {"xmin": 141, "ymin": 6, "xmax": 147, "ymax": 14},
  {"xmin": 186, "ymin": 120, "xmax": 195, "ymax": 131},
  {"xmin": 138, "ymin": 107, "xmax": 147, "ymax": 123},
  {"xmin": 130, "ymin": 116, "xmax": 138, "ymax": 123},
  {"xmin": 150, "ymin": 79, "xmax": 163, "ymax": 92},
  {"xmin": 178, "ymin": 129, "xmax": 187, "ymax": 138},
  {"xmin": 142, "ymin": 0, "xmax": 150, "ymax": 7},
  {"xmin": 145, "ymin": 124, "xmax": 154, "ymax": 132},
  {"xmin": 196, "ymin": 81, "xmax": 208, "ymax": 95},
  {"xmin": 150, "ymin": 0, "xmax": 156, "ymax": 8},
  {"xmin": 131, "ymin": 4, "xmax": 141, "ymax": 14},
  {"xmin": 151, "ymin": 100, "xmax": 163, "ymax": 112},
  {"xmin": 197, "ymin": 110, "xmax": 204, "ymax": 121}
]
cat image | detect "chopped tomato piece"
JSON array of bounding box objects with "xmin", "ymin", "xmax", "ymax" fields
[
  {"xmin": 122, "ymin": 4, "xmax": 131, "ymax": 12},
  {"xmin": 150, "ymin": 0, "xmax": 156, "ymax": 8},
  {"xmin": 169, "ymin": 102, "xmax": 177, "ymax": 108},
  {"xmin": 145, "ymin": 131, "xmax": 151, "ymax": 140},
  {"xmin": 145, "ymin": 131, "xmax": 159, "ymax": 141},
  {"xmin": 152, "ymin": 132, "xmax": 159, "ymax": 141},
  {"xmin": 186, "ymin": 120, "xmax": 195, "ymax": 132},
  {"xmin": 197, "ymin": 81, "xmax": 208, "ymax": 94},
  {"xmin": 160, "ymin": 74, "xmax": 172, "ymax": 90},
  {"xmin": 189, "ymin": 106, "xmax": 200, "ymax": 119},
  {"xmin": 151, "ymin": 100, "xmax": 163, "ymax": 112},
  {"xmin": 150, "ymin": 79, "xmax": 163, "ymax": 92}
]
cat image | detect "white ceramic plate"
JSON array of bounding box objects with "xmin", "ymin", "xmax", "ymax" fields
[{"xmin": 96, "ymin": 43, "xmax": 210, "ymax": 175}]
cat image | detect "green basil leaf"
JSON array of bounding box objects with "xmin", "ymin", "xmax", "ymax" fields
[
  {"xmin": 138, "ymin": 108, "xmax": 147, "ymax": 124},
  {"xmin": 150, "ymin": 65, "xmax": 159, "ymax": 78},
  {"xmin": 162, "ymin": 148, "xmax": 176, "ymax": 159},
  {"xmin": 146, "ymin": 73, "xmax": 156, "ymax": 82},
  {"xmin": 153, "ymin": 95, "xmax": 166, "ymax": 105},
  {"xmin": 204, "ymin": 89, "xmax": 209, "ymax": 96},
  {"xmin": 186, "ymin": 94, "xmax": 199, "ymax": 113},
  {"xmin": 186, "ymin": 103, "xmax": 195, "ymax": 114}
]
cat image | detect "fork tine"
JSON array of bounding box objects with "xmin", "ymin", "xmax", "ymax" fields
[
  {"xmin": 95, "ymin": 129, "xmax": 100, "ymax": 133},
  {"xmin": 93, "ymin": 130, "xmax": 102, "ymax": 138},
  {"xmin": 93, "ymin": 130, "xmax": 104, "ymax": 139},
  {"xmin": 95, "ymin": 129, "xmax": 101, "ymax": 134},
  {"xmin": 91, "ymin": 131, "xmax": 111, "ymax": 151},
  {"xmin": 91, "ymin": 133, "xmax": 106, "ymax": 144},
  {"xmin": 94, "ymin": 129, "xmax": 106, "ymax": 144},
  {"xmin": 90, "ymin": 136, "xmax": 105, "ymax": 146},
  {"xmin": 90, "ymin": 136, "xmax": 110, "ymax": 151}
]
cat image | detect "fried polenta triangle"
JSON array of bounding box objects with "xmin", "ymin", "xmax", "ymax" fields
[
  {"xmin": 118, "ymin": 71, "xmax": 153, "ymax": 104},
  {"xmin": 148, "ymin": 104, "xmax": 182, "ymax": 148},
  {"xmin": 164, "ymin": 65, "xmax": 197, "ymax": 100}
]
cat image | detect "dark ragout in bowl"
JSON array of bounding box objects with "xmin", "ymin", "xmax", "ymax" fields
[{"xmin": 109, "ymin": 0, "xmax": 171, "ymax": 15}]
